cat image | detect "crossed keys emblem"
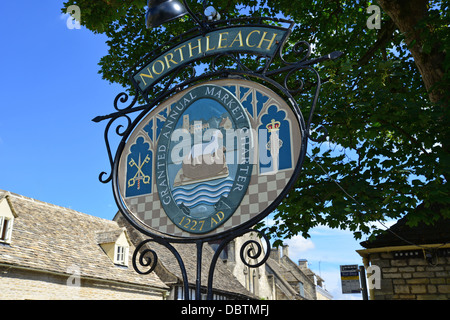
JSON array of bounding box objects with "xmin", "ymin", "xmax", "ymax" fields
[{"xmin": 128, "ymin": 154, "xmax": 151, "ymax": 189}]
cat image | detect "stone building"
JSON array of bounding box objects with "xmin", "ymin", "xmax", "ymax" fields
[
  {"xmin": 0, "ymin": 189, "xmax": 329, "ymax": 300},
  {"xmin": 214, "ymin": 231, "xmax": 332, "ymax": 300},
  {"xmin": 0, "ymin": 190, "xmax": 168, "ymax": 300},
  {"xmin": 114, "ymin": 213, "xmax": 256, "ymax": 300},
  {"xmin": 357, "ymin": 215, "xmax": 450, "ymax": 300},
  {"xmin": 115, "ymin": 213, "xmax": 332, "ymax": 300},
  {"xmin": 0, "ymin": 190, "xmax": 255, "ymax": 300}
]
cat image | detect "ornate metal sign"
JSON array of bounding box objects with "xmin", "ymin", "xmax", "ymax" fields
[
  {"xmin": 154, "ymin": 84, "xmax": 252, "ymax": 234},
  {"xmin": 94, "ymin": 5, "xmax": 342, "ymax": 299},
  {"xmin": 117, "ymin": 79, "xmax": 303, "ymax": 238}
]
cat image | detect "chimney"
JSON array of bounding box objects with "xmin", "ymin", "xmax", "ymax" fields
[
  {"xmin": 269, "ymin": 247, "xmax": 280, "ymax": 263},
  {"xmin": 282, "ymin": 244, "xmax": 289, "ymax": 258},
  {"xmin": 298, "ymin": 259, "xmax": 308, "ymax": 268}
]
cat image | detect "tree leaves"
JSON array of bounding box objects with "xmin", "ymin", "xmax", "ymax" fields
[{"xmin": 61, "ymin": 0, "xmax": 448, "ymax": 241}]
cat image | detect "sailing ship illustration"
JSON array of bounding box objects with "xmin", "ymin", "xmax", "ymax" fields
[
  {"xmin": 173, "ymin": 119, "xmax": 229, "ymax": 187},
  {"xmin": 171, "ymin": 114, "xmax": 232, "ymax": 215}
]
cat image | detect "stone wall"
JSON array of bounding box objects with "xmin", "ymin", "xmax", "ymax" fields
[
  {"xmin": 0, "ymin": 266, "xmax": 165, "ymax": 300},
  {"xmin": 368, "ymin": 251, "xmax": 450, "ymax": 300},
  {"xmin": 282, "ymin": 256, "xmax": 317, "ymax": 300}
]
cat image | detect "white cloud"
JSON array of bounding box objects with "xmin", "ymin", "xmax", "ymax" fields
[
  {"xmin": 309, "ymin": 225, "xmax": 353, "ymax": 237},
  {"xmin": 284, "ymin": 234, "xmax": 315, "ymax": 257},
  {"xmin": 275, "ymin": 224, "xmax": 366, "ymax": 300}
]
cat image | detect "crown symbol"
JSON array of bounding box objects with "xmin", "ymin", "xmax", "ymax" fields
[{"xmin": 266, "ymin": 119, "xmax": 281, "ymax": 132}]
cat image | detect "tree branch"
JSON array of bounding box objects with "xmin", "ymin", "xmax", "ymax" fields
[
  {"xmin": 358, "ymin": 19, "xmax": 397, "ymax": 66},
  {"xmin": 376, "ymin": 0, "xmax": 446, "ymax": 104}
]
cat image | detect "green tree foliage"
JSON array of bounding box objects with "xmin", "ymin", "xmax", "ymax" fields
[{"xmin": 62, "ymin": 0, "xmax": 449, "ymax": 241}]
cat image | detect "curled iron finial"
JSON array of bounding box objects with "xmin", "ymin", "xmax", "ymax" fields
[
  {"xmin": 132, "ymin": 239, "xmax": 159, "ymax": 275},
  {"xmin": 97, "ymin": 114, "xmax": 131, "ymax": 184},
  {"xmin": 206, "ymin": 228, "xmax": 271, "ymax": 299},
  {"xmin": 239, "ymin": 229, "xmax": 271, "ymax": 268},
  {"xmin": 114, "ymin": 91, "xmax": 138, "ymax": 112},
  {"xmin": 131, "ymin": 237, "xmax": 189, "ymax": 299}
]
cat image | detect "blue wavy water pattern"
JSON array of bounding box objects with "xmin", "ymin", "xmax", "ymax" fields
[{"xmin": 172, "ymin": 179, "xmax": 233, "ymax": 208}]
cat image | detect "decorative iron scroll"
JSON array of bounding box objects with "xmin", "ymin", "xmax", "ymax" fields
[
  {"xmin": 94, "ymin": 9, "xmax": 342, "ymax": 299},
  {"xmin": 131, "ymin": 226, "xmax": 271, "ymax": 300}
]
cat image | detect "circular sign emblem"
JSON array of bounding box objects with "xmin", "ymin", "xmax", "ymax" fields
[
  {"xmin": 155, "ymin": 84, "xmax": 253, "ymax": 233},
  {"xmin": 117, "ymin": 79, "xmax": 304, "ymax": 239}
]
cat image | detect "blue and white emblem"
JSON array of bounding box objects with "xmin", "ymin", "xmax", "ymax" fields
[
  {"xmin": 155, "ymin": 84, "xmax": 253, "ymax": 234},
  {"xmin": 118, "ymin": 79, "xmax": 302, "ymax": 238}
]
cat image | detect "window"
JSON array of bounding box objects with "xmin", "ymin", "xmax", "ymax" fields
[
  {"xmin": 0, "ymin": 216, "xmax": 12, "ymax": 243},
  {"xmin": 175, "ymin": 286, "xmax": 228, "ymax": 300},
  {"xmin": 246, "ymin": 268, "xmax": 258, "ymax": 294},
  {"xmin": 115, "ymin": 245, "xmax": 128, "ymax": 266},
  {"xmin": 96, "ymin": 229, "xmax": 131, "ymax": 267},
  {"xmin": 298, "ymin": 282, "xmax": 304, "ymax": 297},
  {"xmin": 0, "ymin": 195, "xmax": 15, "ymax": 244},
  {"xmin": 252, "ymin": 270, "xmax": 257, "ymax": 294},
  {"xmin": 209, "ymin": 241, "xmax": 228, "ymax": 260}
]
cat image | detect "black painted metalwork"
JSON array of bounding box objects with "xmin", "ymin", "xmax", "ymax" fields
[
  {"xmin": 146, "ymin": 0, "xmax": 189, "ymax": 29},
  {"xmin": 93, "ymin": 3, "xmax": 342, "ymax": 300},
  {"xmin": 206, "ymin": 228, "xmax": 271, "ymax": 299}
]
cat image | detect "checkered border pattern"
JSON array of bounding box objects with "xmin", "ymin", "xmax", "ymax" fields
[{"xmin": 124, "ymin": 167, "xmax": 294, "ymax": 237}]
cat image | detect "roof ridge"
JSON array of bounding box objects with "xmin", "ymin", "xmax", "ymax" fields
[{"xmin": 1, "ymin": 189, "xmax": 115, "ymax": 225}]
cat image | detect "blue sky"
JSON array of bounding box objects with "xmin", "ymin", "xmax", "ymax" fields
[
  {"xmin": 0, "ymin": 1, "xmax": 122, "ymax": 218},
  {"xmin": 0, "ymin": 1, "xmax": 377, "ymax": 300}
]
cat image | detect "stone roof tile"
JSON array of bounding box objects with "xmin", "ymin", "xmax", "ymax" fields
[{"xmin": 0, "ymin": 190, "xmax": 168, "ymax": 291}]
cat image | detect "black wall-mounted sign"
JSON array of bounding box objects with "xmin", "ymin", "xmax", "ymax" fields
[
  {"xmin": 94, "ymin": 17, "xmax": 343, "ymax": 241},
  {"xmin": 94, "ymin": 12, "xmax": 342, "ymax": 299},
  {"xmin": 117, "ymin": 78, "xmax": 304, "ymax": 238}
]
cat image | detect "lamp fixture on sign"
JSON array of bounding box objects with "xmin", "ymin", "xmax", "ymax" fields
[
  {"xmin": 145, "ymin": 0, "xmax": 188, "ymax": 28},
  {"xmin": 146, "ymin": 0, "xmax": 220, "ymax": 32}
]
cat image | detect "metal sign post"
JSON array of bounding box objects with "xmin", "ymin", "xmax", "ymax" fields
[
  {"xmin": 359, "ymin": 265, "xmax": 369, "ymax": 300},
  {"xmin": 94, "ymin": 1, "xmax": 342, "ymax": 300}
]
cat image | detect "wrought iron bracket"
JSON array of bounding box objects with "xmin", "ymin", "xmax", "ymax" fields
[
  {"xmin": 93, "ymin": 14, "xmax": 342, "ymax": 300},
  {"xmin": 132, "ymin": 225, "xmax": 271, "ymax": 300}
]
